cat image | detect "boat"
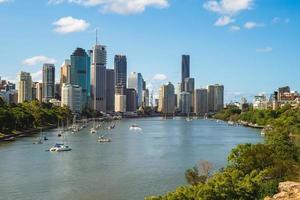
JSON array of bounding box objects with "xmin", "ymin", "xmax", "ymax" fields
[
  {"xmin": 186, "ymin": 113, "xmax": 192, "ymax": 122},
  {"xmin": 90, "ymin": 120, "xmax": 97, "ymax": 134},
  {"xmin": 44, "ymin": 136, "xmax": 48, "ymax": 141},
  {"xmin": 228, "ymin": 121, "xmax": 235, "ymax": 126},
  {"xmin": 49, "ymin": 143, "xmax": 72, "ymax": 152},
  {"xmin": 129, "ymin": 124, "xmax": 142, "ymax": 131},
  {"xmin": 98, "ymin": 135, "xmax": 111, "ymax": 143},
  {"xmin": 57, "ymin": 133, "xmax": 62, "ymax": 137},
  {"xmin": 90, "ymin": 128, "xmax": 97, "ymax": 134}
]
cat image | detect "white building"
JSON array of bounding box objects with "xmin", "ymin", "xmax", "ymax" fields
[
  {"xmin": 115, "ymin": 94, "xmax": 126, "ymax": 113},
  {"xmin": 253, "ymin": 94, "xmax": 268, "ymax": 110},
  {"xmin": 61, "ymin": 84, "xmax": 82, "ymax": 113},
  {"xmin": 18, "ymin": 71, "xmax": 32, "ymax": 103},
  {"xmin": 90, "ymin": 44, "xmax": 107, "ymax": 112}
]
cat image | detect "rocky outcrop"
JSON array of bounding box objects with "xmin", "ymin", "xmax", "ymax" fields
[{"xmin": 265, "ymin": 181, "xmax": 300, "ymax": 200}]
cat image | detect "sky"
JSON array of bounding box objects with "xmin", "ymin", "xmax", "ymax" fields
[{"xmin": 0, "ymin": 0, "xmax": 299, "ymax": 102}]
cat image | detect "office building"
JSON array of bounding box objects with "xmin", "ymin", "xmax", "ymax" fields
[
  {"xmin": 106, "ymin": 69, "xmax": 115, "ymax": 112},
  {"xmin": 61, "ymin": 83, "xmax": 82, "ymax": 113},
  {"xmin": 115, "ymin": 94, "xmax": 126, "ymax": 113},
  {"xmin": 17, "ymin": 71, "xmax": 32, "ymax": 103},
  {"xmin": 207, "ymin": 84, "xmax": 224, "ymax": 112},
  {"xmin": 180, "ymin": 92, "xmax": 191, "ymax": 114},
  {"xmin": 114, "ymin": 55, "xmax": 127, "ymax": 87},
  {"xmin": 181, "ymin": 55, "xmax": 190, "ymax": 91},
  {"xmin": 60, "ymin": 59, "xmax": 71, "ymax": 85},
  {"xmin": 70, "ymin": 48, "xmax": 90, "ymax": 109},
  {"xmin": 128, "ymin": 72, "xmax": 143, "ymax": 107},
  {"xmin": 126, "ymin": 88, "xmax": 137, "ymax": 112},
  {"xmin": 158, "ymin": 82, "xmax": 175, "ymax": 114},
  {"xmin": 90, "ymin": 44, "xmax": 107, "ymax": 112},
  {"xmin": 42, "ymin": 64, "xmax": 55, "ymax": 102},
  {"xmin": 194, "ymin": 89, "xmax": 208, "ymax": 114},
  {"xmin": 142, "ymin": 89, "xmax": 149, "ymax": 107},
  {"xmin": 36, "ymin": 82, "xmax": 43, "ymax": 103}
]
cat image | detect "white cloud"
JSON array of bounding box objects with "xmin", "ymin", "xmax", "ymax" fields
[
  {"xmin": 152, "ymin": 73, "xmax": 167, "ymax": 81},
  {"xmin": 203, "ymin": 0, "xmax": 253, "ymax": 15},
  {"xmin": 49, "ymin": 0, "xmax": 169, "ymax": 15},
  {"xmin": 214, "ymin": 16, "xmax": 235, "ymax": 26},
  {"xmin": 53, "ymin": 16, "xmax": 90, "ymax": 34},
  {"xmin": 256, "ymin": 47, "xmax": 272, "ymax": 53},
  {"xmin": 244, "ymin": 21, "xmax": 264, "ymax": 29},
  {"xmin": 0, "ymin": 0, "xmax": 12, "ymax": 4},
  {"xmin": 31, "ymin": 70, "xmax": 43, "ymax": 82},
  {"xmin": 22, "ymin": 56, "xmax": 57, "ymax": 66},
  {"xmin": 272, "ymin": 17, "xmax": 290, "ymax": 24},
  {"xmin": 229, "ymin": 25, "xmax": 240, "ymax": 31}
]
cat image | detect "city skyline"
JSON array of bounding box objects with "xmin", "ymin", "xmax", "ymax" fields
[{"xmin": 0, "ymin": 0, "xmax": 299, "ymax": 102}]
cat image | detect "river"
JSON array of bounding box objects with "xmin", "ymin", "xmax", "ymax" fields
[{"xmin": 0, "ymin": 118, "xmax": 263, "ymax": 200}]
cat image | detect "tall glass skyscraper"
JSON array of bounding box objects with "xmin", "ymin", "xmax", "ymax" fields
[
  {"xmin": 70, "ymin": 48, "xmax": 90, "ymax": 109},
  {"xmin": 181, "ymin": 55, "xmax": 190, "ymax": 91},
  {"xmin": 42, "ymin": 63, "xmax": 55, "ymax": 102},
  {"xmin": 114, "ymin": 55, "xmax": 127, "ymax": 87}
]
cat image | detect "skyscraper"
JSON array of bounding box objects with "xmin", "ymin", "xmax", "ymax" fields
[
  {"xmin": 90, "ymin": 44, "xmax": 107, "ymax": 112},
  {"xmin": 126, "ymin": 88, "xmax": 137, "ymax": 112},
  {"xmin": 61, "ymin": 83, "xmax": 82, "ymax": 113},
  {"xmin": 35, "ymin": 82, "xmax": 43, "ymax": 103},
  {"xmin": 60, "ymin": 59, "xmax": 71, "ymax": 85},
  {"xmin": 181, "ymin": 55, "xmax": 190, "ymax": 91},
  {"xmin": 106, "ymin": 69, "xmax": 115, "ymax": 112},
  {"xmin": 17, "ymin": 71, "xmax": 32, "ymax": 103},
  {"xmin": 42, "ymin": 63, "xmax": 55, "ymax": 102},
  {"xmin": 128, "ymin": 72, "xmax": 143, "ymax": 107},
  {"xmin": 207, "ymin": 84, "xmax": 224, "ymax": 112},
  {"xmin": 115, "ymin": 84, "xmax": 126, "ymax": 112},
  {"xmin": 158, "ymin": 82, "xmax": 175, "ymax": 114},
  {"xmin": 114, "ymin": 55, "xmax": 127, "ymax": 87},
  {"xmin": 194, "ymin": 89, "xmax": 208, "ymax": 114},
  {"xmin": 70, "ymin": 48, "xmax": 90, "ymax": 109},
  {"xmin": 180, "ymin": 92, "xmax": 191, "ymax": 114}
]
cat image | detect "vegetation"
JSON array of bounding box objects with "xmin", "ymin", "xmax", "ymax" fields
[
  {"xmin": 146, "ymin": 106, "xmax": 300, "ymax": 200},
  {"xmin": 0, "ymin": 98, "xmax": 72, "ymax": 135}
]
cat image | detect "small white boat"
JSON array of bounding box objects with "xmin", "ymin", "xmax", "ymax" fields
[
  {"xmin": 90, "ymin": 128, "xmax": 97, "ymax": 134},
  {"xmin": 98, "ymin": 136, "xmax": 111, "ymax": 143},
  {"xmin": 49, "ymin": 143, "xmax": 72, "ymax": 152},
  {"xmin": 228, "ymin": 121, "xmax": 235, "ymax": 126},
  {"xmin": 129, "ymin": 124, "xmax": 142, "ymax": 131}
]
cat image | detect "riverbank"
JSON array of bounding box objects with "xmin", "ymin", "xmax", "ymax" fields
[{"xmin": 0, "ymin": 125, "xmax": 56, "ymax": 142}]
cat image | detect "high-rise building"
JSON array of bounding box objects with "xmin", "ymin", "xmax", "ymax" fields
[
  {"xmin": 115, "ymin": 94, "xmax": 126, "ymax": 113},
  {"xmin": 181, "ymin": 55, "xmax": 190, "ymax": 91},
  {"xmin": 55, "ymin": 83, "xmax": 61, "ymax": 100},
  {"xmin": 126, "ymin": 88, "xmax": 137, "ymax": 112},
  {"xmin": 194, "ymin": 89, "xmax": 208, "ymax": 114},
  {"xmin": 90, "ymin": 44, "xmax": 107, "ymax": 112},
  {"xmin": 114, "ymin": 55, "xmax": 127, "ymax": 87},
  {"xmin": 142, "ymin": 89, "xmax": 149, "ymax": 107},
  {"xmin": 61, "ymin": 83, "xmax": 82, "ymax": 113},
  {"xmin": 184, "ymin": 77, "xmax": 195, "ymax": 111},
  {"xmin": 128, "ymin": 72, "xmax": 143, "ymax": 107},
  {"xmin": 207, "ymin": 84, "xmax": 224, "ymax": 112},
  {"xmin": 106, "ymin": 69, "xmax": 115, "ymax": 112},
  {"xmin": 36, "ymin": 82, "xmax": 43, "ymax": 103},
  {"xmin": 42, "ymin": 64, "xmax": 55, "ymax": 102},
  {"xmin": 32, "ymin": 82, "xmax": 37, "ymax": 101},
  {"xmin": 70, "ymin": 48, "xmax": 90, "ymax": 109},
  {"xmin": 60, "ymin": 59, "xmax": 71, "ymax": 85},
  {"xmin": 180, "ymin": 92, "xmax": 191, "ymax": 114},
  {"xmin": 17, "ymin": 71, "xmax": 32, "ymax": 103},
  {"xmin": 175, "ymin": 82, "xmax": 181, "ymax": 109},
  {"xmin": 158, "ymin": 82, "xmax": 175, "ymax": 114}
]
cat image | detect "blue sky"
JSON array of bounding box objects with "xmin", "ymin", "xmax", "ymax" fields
[{"xmin": 0, "ymin": 0, "xmax": 299, "ymax": 102}]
